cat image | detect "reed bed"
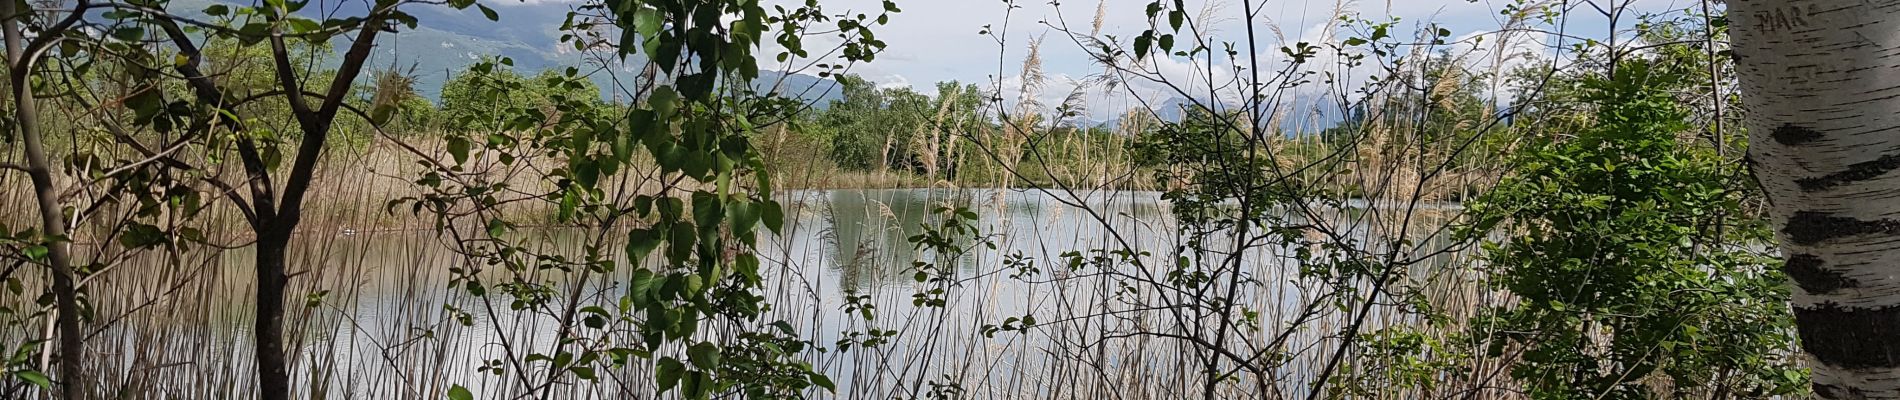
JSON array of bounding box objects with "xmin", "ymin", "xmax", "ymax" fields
[{"xmin": 0, "ymin": 134, "xmax": 1504, "ymax": 400}]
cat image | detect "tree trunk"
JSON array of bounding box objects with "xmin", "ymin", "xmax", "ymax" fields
[
  {"xmin": 253, "ymin": 230, "xmax": 292, "ymax": 400},
  {"xmin": 3, "ymin": 3, "xmax": 87, "ymax": 398},
  {"xmin": 1733, "ymin": 1, "xmax": 1900, "ymax": 398}
]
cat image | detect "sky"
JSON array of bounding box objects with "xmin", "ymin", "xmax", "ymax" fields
[
  {"xmin": 734, "ymin": 0, "xmax": 1709, "ymax": 121},
  {"xmin": 467, "ymin": 0, "xmax": 1708, "ymax": 121}
]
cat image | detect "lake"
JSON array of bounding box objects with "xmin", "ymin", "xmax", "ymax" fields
[{"xmin": 42, "ymin": 188, "xmax": 1470, "ymax": 399}]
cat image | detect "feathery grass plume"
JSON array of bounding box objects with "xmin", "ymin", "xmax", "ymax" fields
[
  {"xmin": 1057, "ymin": 87, "xmax": 1089, "ymax": 125},
  {"xmin": 369, "ymin": 65, "xmax": 420, "ymax": 114},
  {"xmin": 1431, "ymin": 60, "xmax": 1466, "ymax": 112},
  {"xmin": 914, "ymin": 85, "xmax": 962, "ymax": 179},
  {"xmin": 999, "ymin": 35, "xmax": 1048, "ymax": 191},
  {"xmin": 1015, "ymin": 35, "xmax": 1047, "ymax": 119},
  {"xmin": 1090, "ymin": 0, "xmax": 1107, "ymax": 37},
  {"xmin": 1082, "ymin": 0, "xmax": 1121, "ymax": 92},
  {"xmin": 1197, "ymin": 0, "xmax": 1229, "ymax": 35}
]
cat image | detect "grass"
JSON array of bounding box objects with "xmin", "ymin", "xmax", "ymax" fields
[{"xmin": 0, "ymin": 115, "xmax": 1517, "ymax": 400}]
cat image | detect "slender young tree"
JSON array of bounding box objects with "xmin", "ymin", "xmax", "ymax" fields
[
  {"xmin": 0, "ymin": 1, "xmax": 88, "ymax": 397},
  {"xmin": 1731, "ymin": 0, "xmax": 1900, "ymax": 397},
  {"xmin": 88, "ymin": 1, "xmax": 477, "ymax": 398}
]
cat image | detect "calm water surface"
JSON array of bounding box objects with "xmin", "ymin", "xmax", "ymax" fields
[{"xmin": 67, "ymin": 188, "xmax": 1460, "ymax": 399}]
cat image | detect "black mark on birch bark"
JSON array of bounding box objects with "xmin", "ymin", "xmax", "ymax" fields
[
  {"xmin": 1814, "ymin": 383, "xmax": 1866, "ymax": 400},
  {"xmin": 1772, "ymin": 124, "xmax": 1823, "ymax": 146},
  {"xmin": 1797, "ymin": 154, "xmax": 1900, "ymax": 191},
  {"xmin": 1785, "ymin": 254, "xmax": 1858, "ymax": 294},
  {"xmin": 1782, "ymin": 211, "xmax": 1900, "ymax": 245},
  {"xmin": 1794, "ymin": 303, "xmax": 1900, "ymax": 369}
]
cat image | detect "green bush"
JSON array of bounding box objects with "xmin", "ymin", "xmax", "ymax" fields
[{"xmin": 1464, "ymin": 58, "xmax": 1804, "ymax": 399}]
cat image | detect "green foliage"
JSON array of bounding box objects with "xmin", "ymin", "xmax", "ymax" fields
[
  {"xmin": 445, "ymin": 385, "xmax": 473, "ymax": 400},
  {"xmin": 819, "ymin": 75, "xmax": 911, "ymax": 169},
  {"xmin": 814, "ymin": 76, "xmax": 984, "ymax": 174},
  {"xmin": 1133, "ymin": 106, "xmax": 1299, "ymax": 224},
  {"xmin": 438, "ymin": 61, "xmax": 603, "ymax": 133},
  {"xmin": 399, "ymin": 0, "xmax": 896, "ymax": 398},
  {"xmin": 1463, "ymin": 59, "xmax": 1803, "ymax": 399},
  {"xmin": 1329, "ymin": 328, "xmax": 1472, "ymax": 398}
]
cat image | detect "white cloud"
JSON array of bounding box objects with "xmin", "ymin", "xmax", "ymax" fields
[
  {"xmin": 734, "ymin": 0, "xmax": 1691, "ymax": 123},
  {"xmin": 875, "ymin": 74, "xmax": 913, "ymax": 90}
]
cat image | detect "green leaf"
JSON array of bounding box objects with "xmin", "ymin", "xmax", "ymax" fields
[
  {"xmin": 686, "ymin": 342, "xmax": 721, "ymax": 369},
  {"xmin": 447, "ymin": 136, "xmax": 471, "ymax": 165},
  {"xmin": 15, "ymin": 371, "xmax": 50, "ymax": 388},
  {"xmin": 633, "ymin": 7, "xmax": 663, "ymax": 37},
  {"xmin": 287, "ymin": 18, "xmax": 319, "ymax": 33},
  {"xmin": 447, "ymin": 385, "xmax": 473, "ymax": 400},
  {"xmin": 656, "ymin": 357, "xmax": 686, "ymax": 393},
  {"xmin": 683, "ymin": 371, "xmax": 711, "ymax": 399},
  {"xmin": 650, "ymin": 86, "xmax": 679, "ymax": 119},
  {"xmin": 478, "ymin": 4, "xmax": 498, "ymax": 21},
  {"xmin": 486, "ymin": 218, "xmax": 509, "ymax": 237},
  {"xmin": 761, "ymin": 200, "xmax": 784, "ymax": 234},
  {"xmin": 628, "ymin": 269, "xmax": 657, "ymax": 304},
  {"xmin": 1134, "ymin": 30, "xmax": 1153, "ymax": 59},
  {"xmin": 111, "ymin": 27, "xmax": 145, "ymax": 41},
  {"xmin": 625, "ymin": 228, "xmax": 661, "ymax": 262},
  {"xmin": 370, "ymin": 104, "xmax": 397, "ymax": 125},
  {"xmin": 810, "ymin": 372, "xmax": 836, "ymax": 392}
]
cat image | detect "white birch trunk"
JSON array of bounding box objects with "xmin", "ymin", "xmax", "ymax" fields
[{"xmin": 1733, "ymin": 1, "xmax": 1900, "ymax": 398}]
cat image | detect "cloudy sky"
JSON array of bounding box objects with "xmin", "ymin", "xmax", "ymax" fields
[{"xmin": 740, "ymin": 0, "xmax": 1706, "ymax": 120}]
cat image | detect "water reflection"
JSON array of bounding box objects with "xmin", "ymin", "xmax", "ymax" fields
[
  {"xmin": 781, "ymin": 189, "xmax": 1170, "ymax": 293},
  {"xmin": 49, "ymin": 188, "xmax": 1471, "ymax": 399}
]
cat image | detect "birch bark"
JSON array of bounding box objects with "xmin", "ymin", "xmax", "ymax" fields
[{"xmin": 1733, "ymin": 1, "xmax": 1900, "ymax": 397}]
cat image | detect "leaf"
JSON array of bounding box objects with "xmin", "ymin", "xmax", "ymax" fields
[
  {"xmin": 443, "ymin": 385, "xmax": 474, "ymax": 400},
  {"xmin": 15, "ymin": 371, "xmax": 50, "ymax": 388},
  {"xmin": 686, "ymin": 342, "xmax": 721, "ymax": 369},
  {"xmin": 370, "ymin": 104, "xmax": 397, "ymax": 125},
  {"xmin": 650, "ymin": 86, "xmax": 679, "ymax": 119},
  {"xmin": 287, "ymin": 18, "xmax": 319, "ymax": 33},
  {"xmin": 447, "ymin": 136, "xmax": 471, "ymax": 165},
  {"xmin": 486, "ymin": 218, "xmax": 509, "ymax": 237},
  {"xmin": 23, "ymin": 245, "xmax": 47, "ymax": 260},
  {"xmin": 761, "ymin": 200, "xmax": 784, "ymax": 234},
  {"xmin": 656, "ymin": 357, "xmax": 686, "ymax": 393},
  {"xmin": 633, "ymin": 7, "xmax": 663, "ymax": 38},
  {"xmin": 684, "ymin": 371, "xmax": 712, "ymax": 399},
  {"xmin": 1134, "ymin": 30, "xmax": 1153, "ymax": 59},
  {"xmin": 625, "ymin": 228, "xmax": 661, "ymax": 262},
  {"xmin": 111, "ymin": 27, "xmax": 144, "ymax": 41},
  {"xmin": 810, "ymin": 372, "xmax": 836, "ymax": 392},
  {"xmin": 478, "ymin": 4, "xmax": 498, "ymax": 21}
]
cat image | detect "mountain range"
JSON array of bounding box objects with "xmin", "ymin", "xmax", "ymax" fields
[
  {"xmin": 143, "ymin": 0, "xmax": 1332, "ymax": 129},
  {"xmin": 162, "ymin": 0, "xmax": 846, "ymax": 105}
]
